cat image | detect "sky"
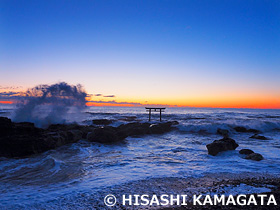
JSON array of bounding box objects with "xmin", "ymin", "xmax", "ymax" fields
[{"xmin": 1, "ymin": 0, "xmax": 280, "ymax": 108}]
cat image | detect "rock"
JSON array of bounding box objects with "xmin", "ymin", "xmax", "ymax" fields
[
  {"xmin": 117, "ymin": 122, "xmax": 150, "ymax": 136},
  {"xmin": 66, "ymin": 130, "xmax": 83, "ymax": 143},
  {"xmin": 119, "ymin": 116, "xmax": 137, "ymax": 122},
  {"xmin": 217, "ymin": 128, "xmax": 229, "ymax": 137},
  {"xmin": 239, "ymin": 149, "xmax": 254, "ymax": 155},
  {"xmin": 234, "ymin": 126, "xmax": 247, "ymax": 132},
  {"xmin": 247, "ymin": 129, "xmax": 260, "ymax": 133},
  {"xmin": 0, "ymin": 117, "xmax": 13, "ymax": 136},
  {"xmin": 149, "ymin": 121, "xmax": 177, "ymax": 134},
  {"xmin": 234, "ymin": 126, "xmax": 260, "ymax": 133},
  {"xmin": 206, "ymin": 137, "xmax": 239, "ymax": 156},
  {"xmin": 250, "ymin": 134, "xmax": 269, "ymax": 140},
  {"xmin": 14, "ymin": 122, "xmax": 43, "ymax": 135},
  {"xmin": 92, "ymin": 119, "xmax": 113, "ymax": 125},
  {"xmin": 245, "ymin": 153, "xmax": 263, "ymax": 161},
  {"xmin": 0, "ymin": 117, "xmax": 179, "ymax": 158},
  {"xmin": 87, "ymin": 127, "xmax": 123, "ymax": 143},
  {"xmin": 43, "ymin": 132, "xmax": 67, "ymax": 148},
  {"xmin": 117, "ymin": 121, "xmax": 178, "ymax": 136},
  {"xmin": 0, "ymin": 119, "xmax": 87, "ymax": 158}
]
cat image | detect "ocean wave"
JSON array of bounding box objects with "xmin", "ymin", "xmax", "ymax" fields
[{"xmin": 177, "ymin": 121, "xmax": 280, "ymax": 134}]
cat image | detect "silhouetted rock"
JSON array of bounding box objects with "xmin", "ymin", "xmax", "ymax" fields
[
  {"xmin": 87, "ymin": 127, "xmax": 124, "ymax": 143},
  {"xmin": 119, "ymin": 116, "xmax": 137, "ymax": 122},
  {"xmin": 234, "ymin": 126, "xmax": 247, "ymax": 132},
  {"xmin": 245, "ymin": 153, "xmax": 263, "ymax": 161},
  {"xmin": 0, "ymin": 117, "xmax": 179, "ymax": 158},
  {"xmin": 66, "ymin": 130, "xmax": 83, "ymax": 143},
  {"xmin": 239, "ymin": 149, "xmax": 254, "ymax": 155},
  {"xmin": 14, "ymin": 122, "xmax": 43, "ymax": 135},
  {"xmin": 248, "ymin": 128, "xmax": 260, "ymax": 133},
  {"xmin": 217, "ymin": 128, "xmax": 229, "ymax": 137},
  {"xmin": 150, "ymin": 121, "xmax": 177, "ymax": 134},
  {"xmin": 0, "ymin": 117, "xmax": 89, "ymax": 158},
  {"xmin": 206, "ymin": 137, "xmax": 239, "ymax": 156},
  {"xmin": 117, "ymin": 121, "xmax": 178, "ymax": 136},
  {"xmin": 250, "ymin": 134, "xmax": 269, "ymax": 140},
  {"xmin": 92, "ymin": 119, "xmax": 113, "ymax": 125},
  {"xmin": 0, "ymin": 117, "xmax": 13, "ymax": 136},
  {"xmin": 234, "ymin": 126, "xmax": 260, "ymax": 133},
  {"xmin": 117, "ymin": 122, "xmax": 150, "ymax": 136}
]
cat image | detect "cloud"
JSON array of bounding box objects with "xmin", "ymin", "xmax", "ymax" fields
[
  {"xmin": 0, "ymin": 91, "xmax": 20, "ymax": 97},
  {"xmin": 0, "ymin": 86, "xmax": 22, "ymax": 90},
  {"xmin": 88, "ymin": 100, "xmax": 142, "ymax": 106},
  {"xmin": 90, "ymin": 93, "xmax": 115, "ymax": 97},
  {"xmin": 0, "ymin": 91, "xmax": 23, "ymax": 102},
  {"xmin": 103, "ymin": 95, "xmax": 115, "ymax": 98}
]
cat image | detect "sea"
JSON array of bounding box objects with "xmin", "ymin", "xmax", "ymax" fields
[{"xmin": 0, "ymin": 105, "xmax": 279, "ymax": 209}]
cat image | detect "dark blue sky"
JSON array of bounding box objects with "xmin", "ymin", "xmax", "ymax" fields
[{"xmin": 1, "ymin": 0, "xmax": 280, "ymax": 107}]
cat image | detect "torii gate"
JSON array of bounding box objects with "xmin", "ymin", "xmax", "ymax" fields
[{"xmin": 145, "ymin": 107, "xmax": 166, "ymax": 121}]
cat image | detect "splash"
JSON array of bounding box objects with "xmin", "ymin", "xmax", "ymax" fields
[{"xmin": 12, "ymin": 82, "xmax": 87, "ymax": 128}]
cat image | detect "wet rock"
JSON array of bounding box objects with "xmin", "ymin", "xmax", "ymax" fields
[
  {"xmin": 117, "ymin": 122, "xmax": 150, "ymax": 136},
  {"xmin": 92, "ymin": 119, "xmax": 113, "ymax": 125},
  {"xmin": 87, "ymin": 127, "xmax": 123, "ymax": 143},
  {"xmin": 245, "ymin": 153, "xmax": 263, "ymax": 161},
  {"xmin": 43, "ymin": 132, "xmax": 67, "ymax": 148},
  {"xmin": 119, "ymin": 116, "xmax": 137, "ymax": 122},
  {"xmin": 117, "ymin": 121, "xmax": 178, "ymax": 136},
  {"xmin": 0, "ymin": 117, "xmax": 13, "ymax": 136},
  {"xmin": 206, "ymin": 137, "xmax": 239, "ymax": 156},
  {"xmin": 250, "ymin": 134, "xmax": 269, "ymax": 140},
  {"xmin": 0, "ymin": 133, "xmax": 55, "ymax": 158},
  {"xmin": 217, "ymin": 128, "xmax": 229, "ymax": 137},
  {"xmin": 14, "ymin": 122, "xmax": 43, "ymax": 135},
  {"xmin": 248, "ymin": 128, "xmax": 260, "ymax": 133},
  {"xmin": 0, "ymin": 117, "xmax": 179, "ymax": 158},
  {"xmin": 234, "ymin": 126, "xmax": 260, "ymax": 133},
  {"xmin": 149, "ymin": 121, "xmax": 177, "ymax": 134},
  {"xmin": 66, "ymin": 130, "xmax": 83, "ymax": 143},
  {"xmin": 239, "ymin": 149, "xmax": 254, "ymax": 155},
  {"xmin": 234, "ymin": 126, "xmax": 247, "ymax": 132},
  {"xmin": 0, "ymin": 118, "xmax": 87, "ymax": 158}
]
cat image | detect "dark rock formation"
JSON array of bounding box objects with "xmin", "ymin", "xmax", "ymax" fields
[
  {"xmin": 117, "ymin": 121, "xmax": 178, "ymax": 137},
  {"xmin": 250, "ymin": 134, "xmax": 269, "ymax": 140},
  {"xmin": 239, "ymin": 148, "xmax": 264, "ymax": 161},
  {"xmin": 239, "ymin": 149, "xmax": 254, "ymax": 155},
  {"xmin": 0, "ymin": 117, "xmax": 178, "ymax": 158},
  {"xmin": 117, "ymin": 122, "xmax": 151, "ymax": 136},
  {"xmin": 245, "ymin": 153, "xmax": 264, "ymax": 161},
  {"xmin": 217, "ymin": 128, "xmax": 229, "ymax": 137},
  {"xmin": 87, "ymin": 121, "xmax": 179, "ymax": 143},
  {"xmin": 92, "ymin": 119, "xmax": 113, "ymax": 125},
  {"xmin": 0, "ymin": 117, "xmax": 13, "ymax": 136},
  {"xmin": 119, "ymin": 116, "xmax": 137, "ymax": 122},
  {"xmin": 149, "ymin": 121, "xmax": 178, "ymax": 134},
  {"xmin": 233, "ymin": 126, "xmax": 259, "ymax": 133},
  {"xmin": 206, "ymin": 137, "xmax": 239, "ymax": 156},
  {"xmin": 0, "ymin": 117, "xmax": 95, "ymax": 158},
  {"xmin": 87, "ymin": 127, "xmax": 124, "ymax": 143}
]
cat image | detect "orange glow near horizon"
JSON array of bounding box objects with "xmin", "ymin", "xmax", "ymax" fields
[
  {"xmin": 0, "ymin": 101, "xmax": 13, "ymax": 104},
  {"xmin": 85, "ymin": 97, "xmax": 280, "ymax": 109},
  {"xmin": 1, "ymin": 96, "xmax": 280, "ymax": 109}
]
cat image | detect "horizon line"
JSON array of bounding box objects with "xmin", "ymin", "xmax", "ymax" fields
[{"xmin": 1, "ymin": 100, "xmax": 280, "ymax": 110}]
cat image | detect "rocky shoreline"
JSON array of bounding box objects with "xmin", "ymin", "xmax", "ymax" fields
[
  {"xmin": 0, "ymin": 117, "xmax": 179, "ymax": 158},
  {"xmin": 159, "ymin": 176, "xmax": 280, "ymax": 210},
  {"xmin": 90, "ymin": 173, "xmax": 280, "ymax": 210}
]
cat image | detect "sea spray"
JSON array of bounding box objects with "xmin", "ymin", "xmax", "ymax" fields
[{"xmin": 12, "ymin": 82, "xmax": 87, "ymax": 128}]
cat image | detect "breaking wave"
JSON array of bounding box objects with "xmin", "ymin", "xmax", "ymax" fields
[{"xmin": 12, "ymin": 82, "xmax": 87, "ymax": 128}]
